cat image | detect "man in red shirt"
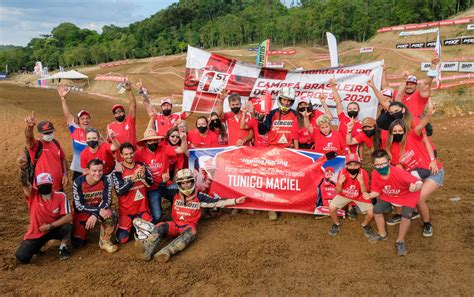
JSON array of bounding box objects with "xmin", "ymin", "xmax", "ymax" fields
[
  {"xmin": 72, "ymin": 159, "xmax": 118, "ymax": 253},
  {"xmin": 24, "ymin": 112, "xmax": 68, "ymax": 191},
  {"xmin": 107, "ymin": 82, "xmax": 137, "ymax": 149},
  {"xmin": 136, "ymin": 81, "xmax": 192, "ymax": 137},
  {"xmin": 394, "ymin": 53, "xmax": 440, "ymax": 119},
  {"xmin": 132, "ymin": 169, "xmax": 245, "ymax": 262},
  {"xmin": 80, "ymin": 128, "xmax": 119, "ymax": 175},
  {"xmin": 216, "ymin": 91, "xmax": 252, "ymax": 146},
  {"xmin": 15, "ymin": 168, "xmax": 72, "ymax": 263},
  {"xmin": 112, "ymin": 143, "xmax": 153, "ymax": 244},
  {"xmin": 363, "ymin": 150, "xmax": 423, "ymax": 256},
  {"xmin": 328, "ymin": 153, "xmax": 373, "ymax": 238}
]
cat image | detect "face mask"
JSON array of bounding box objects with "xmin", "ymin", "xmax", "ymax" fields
[
  {"xmin": 324, "ymin": 178, "xmax": 331, "ymax": 183},
  {"xmin": 347, "ymin": 110, "xmax": 359, "ymax": 118},
  {"xmin": 375, "ymin": 165, "xmax": 390, "ymax": 176},
  {"xmin": 363, "ymin": 129, "xmax": 375, "ymax": 137},
  {"xmin": 392, "ymin": 134, "xmax": 404, "ymax": 143},
  {"xmin": 230, "ymin": 107, "xmax": 240, "ymax": 114},
  {"xmin": 163, "ymin": 109, "xmax": 172, "ymax": 116},
  {"xmin": 210, "ymin": 120, "xmax": 221, "ymax": 129},
  {"xmin": 147, "ymin": 143, "xmax": 158, "ymax": 152},
  {"xmin": 38, "ymin": 184, "xmax": 52, "ymax": 195},
  {"xmin": 42, "ymin": 133, "xmax": 54, "ymax": 142},
  {"xmin": 87, "ymin": 140, "xmax": 99, "ymax": 148},
  {"xmin": 197, "ymin": 126, "xmax": 208, "ymax": 134},
  {"xmin": 347, "ymin": 168, "xmax": 360, "ymax": 175},
  {"xmin": 391, "ymin": 111, "xmax": 403, "ymax": 120},
  {"xmin": 115, "ymin": 115, "xmax": 125, "ymax": 122}
]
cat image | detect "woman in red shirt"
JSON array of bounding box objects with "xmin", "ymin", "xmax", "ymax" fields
[
  {"xmin": 346, "ymin": 117, "xmax": 382, "ymax": 152},
  {"xmin": 384, "ymin": 105, "xmax": 443, "ymax": 238},
  {"xmin": 313, "ymin": 114, "xmax": 347, "ymax": 156},
  {"xmin": 188, "ymin": 116, "xmax": 219, "ymax": 148},
  {"xmin": 80, "ymin": 128, "xmax": 119, "ymax": 175},
  {"xmin": 208, "ymin": 112, "xmax": 228, "ymax": 145}
]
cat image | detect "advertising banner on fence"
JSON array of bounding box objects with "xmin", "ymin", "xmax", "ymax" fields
[
  {"xmin": 462, "ymin": 37, "xmax": 474, "ymax": 44},
  {"xmin": 359, "ymin": 47, "xmax": 374, "ymax": 53},
  {"xmin": 183, "ymin": 46, "xmax": 383, "ymax": 120},
  {"xmin": 189, "ymin": 146, "xmax": 345, "ymax": 214},
  {"xmin": 399, "ymin": 28, "xmax": 438, "ymax": 36},
  {"xmin": 95, "ymin": 74, "xmax": 128, "ymax": 82},
  {"xmin": 459, "ymin": 62, "xmax": 474, "ymax": 72}
]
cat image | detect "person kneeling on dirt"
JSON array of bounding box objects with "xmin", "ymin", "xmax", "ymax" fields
[
  {"xmin": 72, "ymin": 159, "xmax": 118, "ymax": 253},
  {"xmin": 363, "ymin": 150, "xmax": 423, "ymax": 256},
  {"xmin": 15, "ymin": 163, "xmax": 73, "ymax": 263},
  {"xmin": 133, "ymin": 168, "xmax": 246, "ymax": 262},
  {"xmin": 328, "ymin": 153, "xmax": 373, "ymax": 237}
]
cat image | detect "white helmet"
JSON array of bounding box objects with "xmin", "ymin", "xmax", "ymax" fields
[
  {"xmin": 278, "ymin": 87, "xmax": 296, "ymax": 112},
  {"xmin": 175, "ymin": 169, "xmax": 195, "ymax": 196}
]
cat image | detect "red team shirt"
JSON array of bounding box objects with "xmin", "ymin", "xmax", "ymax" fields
[
  {"xmin": 393, "ymin": 89, "xmax": 429, "ymax": 118},
  {"xmin": 397, "ymin": 131, "xmax": 442, "ymax": 171},
  {"xmin": 24, "ymin": 190, "xmax": 71, "ymax": 240},
  {"xmin": 246, "ymin": 118, "xmax": 268, "ymax": 147},
  {"xmin": 115, "ymin": 164, "xmax": 150, "ymax": 215},
  {"xmin": 371, "ymin": 166, "xmax": 420, "ymax": 208},
  {"xmin": 28, "ymin": 140, "xmax": 66, "ymax": 191},
  {"xmin": 337, "ymin": 168, "xmax": 370, "ymax": 203},
  {"xmin": 354, "ymin": 132, "xmax": 375, "ymax": 149},
  {"xmin": 338, "ymin": 112, "xmax": 363, "ymax": 154},
  {"xmin": 188, "ymin": 129, "xmax": 219, "ymax": 148},
  {"xmin": 162, "ymin": 143, "xmax": 184, "ymax": 174},
  {"xmin": 154, "ymin": 113, "xmax": 187, "ymax": 137},
  {"xmin": 80, "ymin": 143, "xmax": 115, "ymax": 174},
  {"xmin": 134, "ymin": 147, "xmax": 170, "ymax": 190},
  {"xmin": 223, "ymin": 111, "xmax": 251, "ymax": 146},
  {"xmin": 107, "ymin": 116, "xmax": 137, "ymax": 147},
  {"xmin": 266, "ymin": 111, "xmax": 299, "ymax": 147},
  {"xmin": 313, "ymin": 130, "xmax": 347, "ymax": 155}
]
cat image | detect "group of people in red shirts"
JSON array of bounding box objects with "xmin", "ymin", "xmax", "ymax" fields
[{"xmin": 15, "ymin": 53, "xmax": 443, "ymax": 263}]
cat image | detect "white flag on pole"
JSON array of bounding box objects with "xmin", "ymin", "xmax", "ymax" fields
[
  {"xmin": 435, "ymin": 29, "xmax": 442, "ymax": 88},
  {"xmin": 326, "ymin": 32, "xmax": 339, "ymax": 68}
]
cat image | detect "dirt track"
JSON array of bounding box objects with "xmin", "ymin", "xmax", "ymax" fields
[{"xmin": 0, "ymin": 83, "xmax": 473, "ymax": 296}]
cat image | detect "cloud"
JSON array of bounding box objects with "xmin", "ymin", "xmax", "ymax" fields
[{"xmin": 0, "ymin": 0, "xmax": 177, "ymax": 45}]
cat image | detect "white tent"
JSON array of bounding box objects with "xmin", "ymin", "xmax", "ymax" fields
[{"xmin": 44, "ymin": 70, "xmax": 88, "ymax": 80}]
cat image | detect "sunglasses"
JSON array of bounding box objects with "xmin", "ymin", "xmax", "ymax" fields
[{"xmin": 169, "ymin": 134, "xmax": 180, "ymax": 139}]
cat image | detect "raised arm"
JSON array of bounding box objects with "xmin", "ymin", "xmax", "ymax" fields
[
  {"xmin": 124, "ymin": 82, "xmax": 136, "ymax": 118},
  {"xmin": 329, "ymin": 78, "xmax": 344, "ymax": 116},
  {"xmin": 215, "ymin": 89, "xmax": 227, "ymax": 119},
  {"xmin": 135, "ymin": 79, "xmax": 155, "ymax": 117},
  {"xmin": 57, "ymin": 85, "xmax": 74, "ymax": 124},
  {"xmin": 414, "ymin": 101, "xmax": 436, "ymax": 136},
  {"xmin": 108, "ymin": 130, "xmax": 120, "ymax": 152},
  {"xmin": 367, "ymin": 76, "xmax": 390, "ymax": 110},
  {"xmin": 318, "ymin": 93, "xmax": 334, "ymax": 121},
  {"xmin": 420, "ymin": 53, "xmax": 440, "ymax": 98},
  {"xmin": 345, "ymin": 118, "xmax": 360, "ymax": 146},
  {"xmin": 24, "ymin": 111, "xmax": 36, "ymax": 149},
  {"xmin": 240, "ymin": 103, "xmax": 251, "ymax": 129}
]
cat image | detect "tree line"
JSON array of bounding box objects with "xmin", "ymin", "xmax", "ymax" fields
[{"xmin": 0, "ymin": 0, "xmax": 471, "ymax": 73}]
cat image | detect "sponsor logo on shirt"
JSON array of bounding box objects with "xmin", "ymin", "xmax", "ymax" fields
[
  {"xmin": 383, "ymin": 185, "xmax": 401, "ymax": 196},
  {"xmin": 273, "ymin": 120, "xmax": 294, "ymax": 127},
  {"xmin": 342, "ymin": 185, "xmax": 359, "ymax": 198}
]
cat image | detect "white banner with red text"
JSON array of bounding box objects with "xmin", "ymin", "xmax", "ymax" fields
[
  {"xmin": 183, "ymin": 46, "xmax": 383, "ymax": 120},
  {"xmin": 189, "ymin": 146, "xmax": 345, "ymax": 214}
]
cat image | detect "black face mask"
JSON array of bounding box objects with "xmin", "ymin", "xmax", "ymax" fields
[
  {"xmin": 87, "ymin": 140, "xmax": 99, "ymax": 148},
  {"xmin": 147, "ymin": 143, "xmax": 158, "ymax": 152},
  {"xmin": 347, "ymin": 168, "xmax": 360, "ymax": 175},
  {"xmin": 38, "ymin": 184, "xmax": 53, "ymax": 195},
  {"xmin": 392, "ymin": 134, "xmax": 404, "ymax": 143},
  {"xmin": 115, "ymin": 115, "xmax": 125, "ymax": 122},
  {"xmin": 197, "ymin": 126, "xmax": 208, "ymax": 134},
  {"xmin": 347, "ymin": 110, "xmax": 359, "ymax": 118},
  {"xmin": 391, "ymin": 111, "xmax": 403, "ymax": 120},
  {"xmin": 163, "ymin": 109, "xmax": 172, "ymax": 116},
  {"xmin": 363, "ymin": 129, "xmax": 376, "ymax": 137},
  {"xmin": 230, "ymin": 107, "xmax": 240, "ymax": 114},
  {"xmin": 210, "ymin": 120, "xmax": 221, "ymax": 129},
  {"xmin": 324, "ymin": 178, "xmax": 331, "ymax": 183}
]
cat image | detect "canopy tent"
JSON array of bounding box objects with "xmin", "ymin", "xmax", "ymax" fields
[{"xmin": 44, "ymin": 70, "xmax": 88, "ymax": 80}]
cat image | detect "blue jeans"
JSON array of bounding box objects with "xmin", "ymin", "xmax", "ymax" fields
[{"xmin": 147, "ymin": 189, "xmax": 162, "ymax": 224}]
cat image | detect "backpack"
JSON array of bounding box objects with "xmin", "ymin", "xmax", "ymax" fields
[{"xmin": 23, "ymin": 139, "xmax": 61, "ymax": 184}]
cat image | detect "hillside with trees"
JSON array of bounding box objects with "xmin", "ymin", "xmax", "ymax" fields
[{"xmin": 0, "ymin": 0, "xmax": 472, "ymax": 72}]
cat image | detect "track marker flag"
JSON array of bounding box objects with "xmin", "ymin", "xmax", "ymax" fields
[
  {"xmin": 435, "ymin": 29, "xmax": 442, "ymax": 89},
  {"xmin": 326, "ymin": 32, "xmax": 339, "ymax": 67}
]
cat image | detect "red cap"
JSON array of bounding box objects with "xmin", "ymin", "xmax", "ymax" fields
[
  {"xmin": 36, "ymin": 173, "xmax": 53, "ymax": 186},
  {"xmin": 112, "ymin": 104, "xmax": 125, "ymax": 113},
  {"xmin": 325, "ymin": 166, "xmax": 335, "ymax": 173},
  {"xmin": 77, "ymin": 110, "xmax": 90, "ymax": 118},
  {"xmin": 345, "ymin": 153, "xmax": 361, "ymax": 164}
]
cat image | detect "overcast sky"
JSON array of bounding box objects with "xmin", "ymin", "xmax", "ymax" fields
[{"xmin": 0, "ymin": 0, "xmax": 178, "ymax": 46}]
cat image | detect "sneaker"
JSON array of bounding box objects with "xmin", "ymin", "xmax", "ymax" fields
[
  {"xmin": 99, "ymin": 240, "xmax": 119, "ymax": 253},
  {"xmin": 328, "ymin": 223, "xmax": 341, "ymax": 236},
  {"xmin": 347, "ymin": 207, "xmax": 357, "ymax": 221},
  {"xmin": 368, "ymin": 233, "xmax": 388, "ymax": 244},
  {"xmin": 58, "ymin": 247, "xmax": 71, "ymax": 261},
  {"xmin": 411, "ymin": 212, "xmax": 421, "ymax": 220},
  {"xmin": 361, "ymin": 224, "xmax": 374, "ymax": 238},
  {"xmin": 268, "ymin": 211, "xmax": 278, "ymax": 221},
  {"xmin": 386, "ymin": 214, "xmax": 402, "ymax": 226},
  {"xmin": 423, "ymin": 222, "xmax": 433, "ymax": 238},
  {"xmin": 396, "ymin": 240, "xmax": 407, "ymax": 256}
]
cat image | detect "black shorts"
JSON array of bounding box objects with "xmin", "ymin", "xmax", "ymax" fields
[{"xmin": 373, "ymin": 199, "xmax": 415, "ymax": 219}]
